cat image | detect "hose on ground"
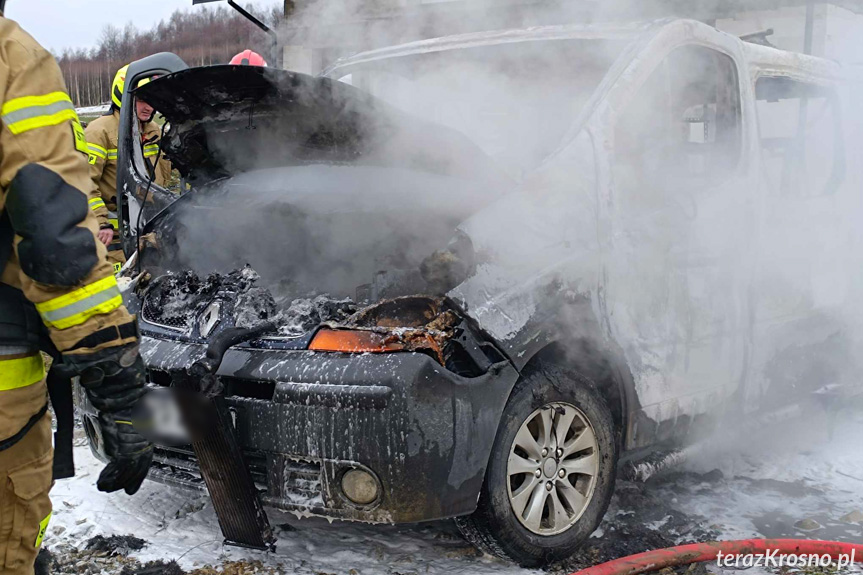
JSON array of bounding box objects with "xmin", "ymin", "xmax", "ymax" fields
[{"xmin": 570, "ymin": 539, "xmax": 863, "ymax": 575}]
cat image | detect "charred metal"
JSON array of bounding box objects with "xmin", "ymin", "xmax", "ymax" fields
[{"xmin": 80, "ymin": 259, "xmax": 515, "ymax": 524}]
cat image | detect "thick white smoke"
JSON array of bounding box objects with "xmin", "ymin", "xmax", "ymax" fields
[{"xmin": 143, "ymin": 1, "xmax": 863, "ymax": 456}]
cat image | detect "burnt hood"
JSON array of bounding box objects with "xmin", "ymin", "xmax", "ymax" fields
[{"xmin": 135, "ymin": 65, "xmax": 506, "ymax": 185}]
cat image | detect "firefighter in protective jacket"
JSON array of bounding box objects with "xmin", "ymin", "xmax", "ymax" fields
[
  {"xmin": 0, "ymin": 8, "xmax": 153, "ymax": 575},
  {"xmin": 85, "ymin": 64, "xmax": 171, "ymax": 272}
]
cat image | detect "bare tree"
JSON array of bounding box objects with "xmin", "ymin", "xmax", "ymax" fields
[{"xmin": 59, "ymin": 2, "xmax": 283, "ymax": 107}]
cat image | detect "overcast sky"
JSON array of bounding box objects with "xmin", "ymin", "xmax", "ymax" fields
[{"xmin": 6, "ymin": 0, "xmax": 213, "ymax": 54}]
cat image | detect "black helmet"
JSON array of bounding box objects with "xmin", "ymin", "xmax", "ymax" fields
[{"xmin": 0, "ymin": 1, "xmax": 6, "ymax": 13}]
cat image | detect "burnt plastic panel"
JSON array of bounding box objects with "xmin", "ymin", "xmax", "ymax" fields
[{"xmin": 87, "ymin": 336, "xmax": 521, "ymax": 523}]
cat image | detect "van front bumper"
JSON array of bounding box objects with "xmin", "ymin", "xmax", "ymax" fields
[{"xmin": 80, "ymin": 334, "xmax": 519, "ymax": 523}]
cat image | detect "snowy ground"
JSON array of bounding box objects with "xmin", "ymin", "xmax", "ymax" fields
[
  {"xmin": 75, "ymin": 104, "xmax": 111, "ymax": 117},
  {"xmin": 45, "ymin": 411, "xmax": 863, "ymax": 575}
]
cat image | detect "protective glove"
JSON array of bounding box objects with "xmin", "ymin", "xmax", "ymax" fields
[
  {"xmin": 95, "ymin": 409, "xmax": 153, "ymax": 495},
  {"xmin": 77, "ymin": 350, "xmax": 147, "ymax": 412},
  {"xmin": 74, "ymin": 345, "xmax": 153, "ymax": 495}
]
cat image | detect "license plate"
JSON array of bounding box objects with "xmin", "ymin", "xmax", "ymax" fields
[{"xmin": 143, "ymin": 386, "xmax": 190, "ymax": 445}]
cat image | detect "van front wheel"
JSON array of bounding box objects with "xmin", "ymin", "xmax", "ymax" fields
[{"xmin": 456, "ymin": 364, "xmax": 618, "ymax": 567}]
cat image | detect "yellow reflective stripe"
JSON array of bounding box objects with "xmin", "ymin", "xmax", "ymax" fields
[
  {"xmin": 0, "ymin": 354, "xmax": 44, "ymax": 391},
  {"xmin": 107, "ymin": 148, "xmax": 118, "ymax": 160},
  {"xmin": 108, "ymin": 218, "xmax": 118, "ymax": 229},
  {"xmin": 1, "ymin": 92, "xmax": 72, "ymax": 116},
  {"xmin": 35, "ymin": 512, "xmax": 51, "ymax": 549},
  {"xmin": 87, "ymin": 143, "xmax": 107, "ymax": 158},
  {"xmin": 143, "ymin": 144, "xmax": 159, "ymax": 158},
  {"xmin": 34, "ymin": 275, "xmax": 123, "ymax": 330},
  {"xmin": 89, "ymin": 198, "xmax": 106, "ymax": 210},
  {"xmin": 1, "ymin": 92, "xmax": 79, "ymax": 135},
  {"xmin": 72, "ymin": 118, "xmax": 88, "ymax": 154},
  {"xmin": 88, "ymin": 143, "xmax": 107, "ymax": 165}
]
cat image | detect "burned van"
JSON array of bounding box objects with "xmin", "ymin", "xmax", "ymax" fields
[{"xmin": 80, "ymin": 19, "xmax": 863, "ymax": 566}]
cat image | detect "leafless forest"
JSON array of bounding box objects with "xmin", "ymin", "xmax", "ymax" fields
[{"xmin": 57, "ymin": 3, "xmax": 282, "ymax": 107}]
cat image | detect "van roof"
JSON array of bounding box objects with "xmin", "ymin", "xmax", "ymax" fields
[
  {"xmin": 742, "ymin": 41, "xmax": 842, "ymax": 84},
  {"xmin": 323, "ymin": 18, "xmax": 843, "ymax": 84},
  {"xmin": 322, "ymin": 20, "xmax": 655, "ymax": 76}
]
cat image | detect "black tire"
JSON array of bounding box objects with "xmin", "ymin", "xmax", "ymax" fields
[{"xmin": 456, "ymin": 363, "xmax": 618, "ymax": 567}]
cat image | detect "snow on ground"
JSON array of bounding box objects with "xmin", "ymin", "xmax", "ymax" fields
[
  {"xmin": 46, "ymin": 411, "xmax": 863, "ymax": 574},
  {"xmin": 672, "ymin": 411, "xmax": 863, "ymax": 545},
  {"xmin": 76, "ymin": 104, "xmax": 111, "ymax": 116},
  {"xmin": 49, "ymin": 438, "xmax": 535, "ymax": 574}
]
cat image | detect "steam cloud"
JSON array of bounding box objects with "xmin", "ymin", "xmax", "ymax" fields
[{"xmin": 147, "ymin": 1, "xmax": 863, "ymax": 456}]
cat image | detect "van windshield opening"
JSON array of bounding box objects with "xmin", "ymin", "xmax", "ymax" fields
[{"xmin": 336, "ymin": 39, "xmax": 627, "ymax": 178}]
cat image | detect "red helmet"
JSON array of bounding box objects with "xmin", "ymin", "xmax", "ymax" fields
[{"xmin": 230, "ymin": 50, "xmax": 268, "ymax": 67}]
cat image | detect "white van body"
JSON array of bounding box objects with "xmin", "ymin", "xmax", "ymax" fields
[{"xmin": 326, "ymin": 19, "xmax": 863, "ymax": 451}]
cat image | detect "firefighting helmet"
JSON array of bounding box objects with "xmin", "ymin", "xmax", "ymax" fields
[
  {"xmin": 230, "ymin": 49, "xmax": 268, "ymax": 67},
  {"xmin": 112, "ymin": 65, "xmax": 154, "ymax": 108},
  {"xmin": 111, "ymin": 65, "xmax": 128, "ymax": 108}
]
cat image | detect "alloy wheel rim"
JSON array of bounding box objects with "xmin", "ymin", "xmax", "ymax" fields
[{"xmin": 506, "ymin": 402, "xmax": 599, "ymax": 536}]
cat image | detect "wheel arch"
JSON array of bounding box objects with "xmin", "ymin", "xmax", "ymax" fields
[{"xmin": 518, "ymin": 337, "xmax": 634, "ymax": 451}]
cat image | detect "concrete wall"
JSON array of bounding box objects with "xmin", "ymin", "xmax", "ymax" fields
[
  {"xmin": 821, "ymin": 4, "xmax": 863, "ymax": 62},
  {"xmin": 717, "ymin": 3, "xmax": 863, "ymax": 62},
  {"xmin": 282, "ymin": 45, "xmax": 323, "ymax": 75}
]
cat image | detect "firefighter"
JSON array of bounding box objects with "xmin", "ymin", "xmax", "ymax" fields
[
  {"xmin": 85, "ymin": 64, "xmax": 171, "ymax": 272},
  {"xmin": 229, "ymin": 49, "xmax": 268, "ymax": 67},
  {"xmin": 1, "ymin": 7, "xmax": 152, "ymax": 575}
]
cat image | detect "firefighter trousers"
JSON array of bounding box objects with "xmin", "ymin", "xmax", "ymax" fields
[{"xmin": 0, "ymin": 411, "xmax": 52, "ymax": 575}]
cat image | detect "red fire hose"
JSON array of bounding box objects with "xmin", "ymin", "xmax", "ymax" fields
[{"xmin": 570, "ymin": 539, "xmax": 863, "ymax": 575}]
